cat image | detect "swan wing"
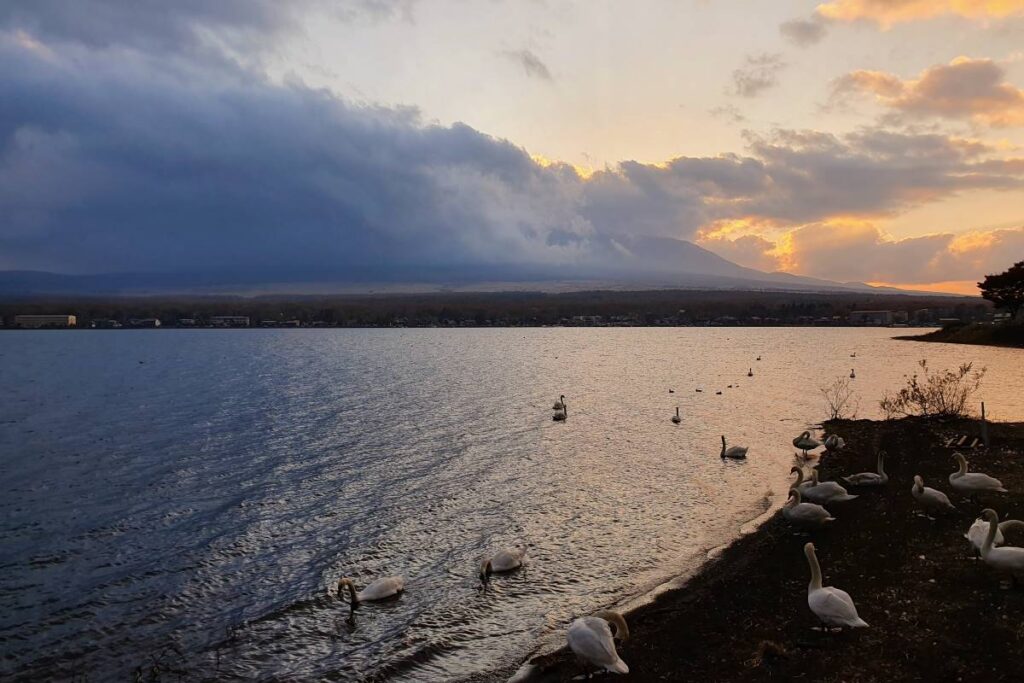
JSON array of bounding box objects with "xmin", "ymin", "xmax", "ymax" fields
[
  {"xmin": 985, "ymin": 547, "xmax": 1024, "ymax": 573},
  {"xmin": 567, "ymin": 618, "xmax": 628, "ymax": 673},
  {"xmin": 359, "ymin": 576, "xmax": 404, "ymax": 601},
  {"xmin": 966, "ymin": 519, "xmax": 1004, "ymax": 550},
  {"xmin": 809, "ymin": 587, "xmax": 867, "ymax": 628},
  {"xmin": 955, "ymin": 473, "xmax": 1007, "ymax": 492}
]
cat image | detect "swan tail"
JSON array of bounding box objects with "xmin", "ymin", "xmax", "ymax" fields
[
  {"xmin": 607, "ymin": 659, "xmax": 629, "ymax": 674},
  {"xmin": 850, "ymin": 618, "xmax": 869, "ymax": 628},
  {"xmin": 997, "ymin": 487, "xmax": 1009, "ymax": 493},
  {"xmin": 837, "ymin": 494, "xmax": 858, "ymax": 502}
]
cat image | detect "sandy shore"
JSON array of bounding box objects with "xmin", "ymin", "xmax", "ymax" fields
[{"xmin": 515, "ymin": 416, "xmax": 1024, "ymax": 682}]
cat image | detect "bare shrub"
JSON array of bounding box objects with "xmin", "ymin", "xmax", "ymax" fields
[
  {"xmin": 820, "ymin": 376, "xmax": 860, "ymax": 420},
  {"xmin": 878, "ymin": 360, "xmax": 985, "ymax": 419}
]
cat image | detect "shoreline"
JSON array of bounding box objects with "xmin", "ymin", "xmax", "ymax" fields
[
  {"xmin": 510, "ymin": 416, "xmax": 1024, "ymax": 682},
  {"xmin": 894, "ymin": 323, "xmax": 1024, "ymax": 349}
]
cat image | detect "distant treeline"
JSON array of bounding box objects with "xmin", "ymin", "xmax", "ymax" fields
[{"xmin": 0, "ymin": 289, "xmax": 990, "ymax": 328}]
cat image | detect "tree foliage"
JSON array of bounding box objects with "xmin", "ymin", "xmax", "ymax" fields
[
  {"xmin": 978, "ymin": 260, "xmax": 1024, "ymax": 320},
  {"xmin": 879, "ymin": 360, "xmax": 985, "ymax": 419}
]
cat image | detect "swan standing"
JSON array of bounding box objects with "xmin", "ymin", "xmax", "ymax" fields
[
  {"xmin": 783, "ymin": 488, "xmax": 834, "ymax": 530},
  {"xmin": 793, "ymin": 431, "xmax": 822, "ymax": 457},
  {"xmin": 842, "ymin": 451, "xmax": 887, "ymax": 487},
  {"xmin": 911, "ymin": 475, "xmax": 956, "ymax": 516},
  {"xmin": 337, "ymin": 576, "xmax": 405, "ymax": 607},
  {"xmin": 671, "ymin": 407, "xmax": 681, "ymax": 424},
  {"xmin": 978, "ymin": 509, "xmax": 1024, "ymax": 586},
  {"xmin": 949, "ymin": 452, "xmax": 1007, "ymax": 501},
  {"xmin": 804, "ymin": 543, "xmax": 868, "ymax": 630},
  {"xmin": 480, "ymin": 546, "xmax": 526, "ymax": 581},
  {"xmin": 567, "ymin": 610, "xmax": 629, "ymax": 675},
  {"xmin": 800, "ymin": 469, "xmax": 858, "ymax": 504},
  {"xmin": 720, "ymin": 435, "xmax": 748, "ymax": 460}
]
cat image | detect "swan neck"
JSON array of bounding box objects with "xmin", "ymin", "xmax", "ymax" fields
[
  {"xmin": 982, "ymin": 514, "xmax": 999, "ymax": 557},
  {"xmin": 877, "ymin": 452, "xmax": 886, "ymax": 476},
  {"xmin": 805, "ymin": 546, "xmax": 823, "ymax": 590},
  {"xmin": 479, "ymin": 559, "xmax": 492, "ymax": 580},
  {"xmin": 955, "ymin": 454, "xmax": 968, "ymax": 476},
  {"xmin": 594, "ymin": 611, "xmax": 629, "ymax": 641},
  {"xmin": 791, "ymin": 468, "xmax": 804, "ymax": 487},
  {"xmin": 339, "ymin": 578, "xmax": 359, "ymax": 605}
]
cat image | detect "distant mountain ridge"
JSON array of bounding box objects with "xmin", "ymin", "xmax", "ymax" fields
[{"xmin": 0, "ymin": 236, "xmax": 959, "ymax": 297}]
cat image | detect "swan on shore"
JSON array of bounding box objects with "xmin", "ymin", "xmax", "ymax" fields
[
  {"xmin": 552, "ymin": 395, "xmax": 565, "ymax": 410},
  {"xmin": 720, "ymin": 435, "xmax": 748, "ymax": 460},
  {"xmin": 979, "ymin": 509, "xmax": 1024, "ymax": 586},
  {"xmin": 337, "ymin": 576, "xmax": 405, "ymax": 606},
  {"xmin": 791, "ymin": 466, "xmax": 813, "ymax": 492},
  {"xmin": 823, "ymin": 434, "xmax": 846, "ymax": 451},
  {"xmin": 841, "ymin": 451, "xmax": 887, "ymax": 487},
  {"xmin": 949, "ymin": 452, "xmax": 1007, "ymax": 499},
  {"xmin": 964, "ymin": 517, "xmax": 1017, "ymax": 558},
  {"xmin": 804, "ymin": 542, "xmax": 868, "ymax": 630},
  {"xmin": 480, "ymin": 546, "xmax": 526, "ymax": 581},
  {"xmin": 911, "ymin": 475, "xmax": 956, "ymax": 516},
  {"xmin": 800, "ymin": 469, "xmax": 858, "ymax": 504},
  {"xmin": 671, "ymin": 407, "xmax": 681, "ymax": 424},
  {"xmin": 783, "ymin": 488, "xmax": 834, "ymax": 529},
  {"xmin": 793, "ymin": 431, "xmax": 822, "ymax": 456},
  {"xmin": 567, "ymin": 610, "xmax": 629, "ymax": 675}
]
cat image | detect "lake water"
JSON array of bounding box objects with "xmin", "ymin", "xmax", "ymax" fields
[{"xmin": 1, "ymin": 328, "xmax": 1021, "ymax": 681}]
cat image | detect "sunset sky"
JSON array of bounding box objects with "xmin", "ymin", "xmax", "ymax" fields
[{"xmin": 2, "ymin": 1, "xmax": 1023, "ymax": 293}]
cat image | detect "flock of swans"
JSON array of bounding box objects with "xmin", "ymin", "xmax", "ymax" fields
[{"xmin": 328, "ymin": 374, "xmax": 1019, "ymax": 680}]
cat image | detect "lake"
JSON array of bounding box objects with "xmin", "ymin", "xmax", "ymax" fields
[{"xmin": 1, "ymin": 328, "xmax": 1021, "ymax": 680}]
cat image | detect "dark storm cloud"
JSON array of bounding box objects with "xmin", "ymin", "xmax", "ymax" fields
[{"xmin": 2, "ymin": 31, "xmax": 1023, "ymax": 278}]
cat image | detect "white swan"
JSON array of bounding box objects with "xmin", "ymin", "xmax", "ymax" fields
[
  {"xmin": 553, "ymin": 401, "xmax": 567, "ymax": 421},
  {"xmin": 552, "ymin": 395, "xmax": 566, "ymax": 410},
  {"xmin": 979, "ymin": 509, "xmax": 1024, "ymax": 586},
  {"xmin": 747, "ymin": 368, "xmax": 753, "ymax": 377},
  {"xmin": 804, "ymin": 542, "xmax": 868, "ymax": 630},
  {"xmin": 800, "ymin": 469, "xmax": 858, "ymax": 504},
  {"xmin": 823, "ymin": 434, "xmax": 846, "ymax": 451},
  {"xmin": 911, "ymin": 475, "xmax": 956, "ymax": 515},
  {"xmin": 671, "ymin": 407, "xmax": 681, "ymax": 424},
  {"xmin": 567, "ymin": 610, "xmax": 629, "ymax": 675},
  {"xmin": 720, "ymin": 435, "xmax": 748, "ymax": 460},
  {"xmin": 849, "ymin": 368, "xmax": 856, "ymax": 378},
  {"xmin": 842, "ymin": 451, "xmax": 887, "ymax": 487},
  {"xmin": 790, "ymin": 466, "xmax": 814, "ymax": 493},
  {"xmin": 793, "ymin": 431, "xmax": 822, "ymax": 456},
  {"xmin": 480, "ymin": 546, "xmax": 526, "ymax": 581},
  {"xmin": 337, "ymin": 576, "xmax": 404, "ymax": 606},
  {"xmin": 783, "ymin": 488, "xmax": 834, "ymax": 529},
  {"xmin": 949, "ymin": 452, "xmax": 1007, "ymax": 499}
]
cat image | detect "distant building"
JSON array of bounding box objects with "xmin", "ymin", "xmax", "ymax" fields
[
  {"xmin": 177, "ymin": 318, "xmax": 197, "ymax": 327},
  {"xmin": 14, "ymin": 314, "xmax": 77, "ymax": 328},
  {"xmin": 848, "ymin": 310, "xmax": 893, "ymax": 326},
  {"xmin": 210, "ymin": 316, "xmax": 250, "ymax": 327},
  {"xmin": 91, "ymin": 319, "xmax": 122, "ymax": 329},
  {"xmin": 128, "ymin": 318, "xmax": 161, "ymax": 328}
]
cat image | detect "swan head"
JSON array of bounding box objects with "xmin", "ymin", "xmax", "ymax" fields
[
  {"xmin": 479, "ymin": 559, "xmax": 493, "ymax": 582},
  {"xmin": 952, "ymin": 452, "xmax": 968, "ymax": 467},
  {"xmin": 803, "ymin": 541, "xmax": 816, "ymax": 557},
  {"xmin": 913, "ymin": 475, "xmax": 924, "ymax": 491},
  {"xmin": 981, "ymin": 508, "xmax": 998, "ymax": 523},
  {"xmin": 593, "ymin": 610, "xmax": 629, "ymax": 641},
  {"xmin": 787, "ymin": 487, "xmax": 802, "ymax": 504}
]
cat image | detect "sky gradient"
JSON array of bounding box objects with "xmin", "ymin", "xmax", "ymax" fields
[{"xmin": 2, "ymin": 1, "xmax": 1023, "ymax": 294}]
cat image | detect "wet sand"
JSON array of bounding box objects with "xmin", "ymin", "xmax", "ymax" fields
[{"xmin": 520, "ymin": 416, "xmax": 1024, "ymax": 682}]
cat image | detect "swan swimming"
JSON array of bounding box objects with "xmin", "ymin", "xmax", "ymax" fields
[
  {"xmin": 747, "ymin": 368, "xmax": 753, "ymax": 377},
  {"xmin": 841, "ymin": 451, "xmax": 887, "ymax": 487},
  {"xmin": 552, "ymin": 395, "xmax": 565, "ymax": 410},
  {"xmin": 671, "ymin": 407, "xmax": 681, "ymax": 424},
  {"xmin": 804, "ymin": 542, "xmax": 868, "ymax": 630},
  {"xmin": 793, "ymin": 431, "xmax": 822, "ymax": 456},
  {"xmin": 783, "ymin": 488, "xmax": 834, "ymax": 530},
  {"xmin": 480, "ymin": 546, "xmax": 526, "ymax": 581},
  {"xmin": 911, "ymin": 475, "xmax": 956, "ymax": 515},
  {"xmin": 978, "ymin": 509, "xmax": 1024, "ymax": 587},
  {"xmin": 720, "ymin": 435, "xmax": 748, "ymax": 459},
  {"xmin": 949, "ymin": 452, "xmax": 1007, "ymax": 499},
  {"xmin": 800, "ymin": 469, "xmax": 858, "ymax": 504},
  {"xmin": 567, "ymin": 610, "xmax": 629, "ymax": 675},
  {"xmin": 849, "ymin": 369, "xmax": 856, "ymax": 379},
  {"xmin": 553, "ymin": 401, "xmax": 567, "ymax": 421},
  {"xmin": 337, "ymin": 576, "xmax": 405, "ymax": 607}
]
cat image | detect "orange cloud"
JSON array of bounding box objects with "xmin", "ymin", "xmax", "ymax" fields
[
  {"xmin": 817, "ymin": 0, "xmax": 1024, "ymax": 27},
  {"xmin": 834, "ymin": 57, "xmax": 1024, "ymax": 127}
]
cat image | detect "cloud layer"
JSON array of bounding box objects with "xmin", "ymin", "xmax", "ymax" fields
[
  {"xmin": 816, "ymin": 0, "xmax": 1024, "ymax": 27},
  {"xmin": 833, "ymin": 57, "xmax": 1024, "ymax": 127}
]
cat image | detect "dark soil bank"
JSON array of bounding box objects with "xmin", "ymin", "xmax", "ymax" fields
[{"xmin": 524, "ymin": 417, "xmax": 1024, "ymax": 682}]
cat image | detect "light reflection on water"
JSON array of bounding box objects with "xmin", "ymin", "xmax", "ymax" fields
[{"xmin": 0, "ymin": 328, "xmax": 1020, "ymax": 680}]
